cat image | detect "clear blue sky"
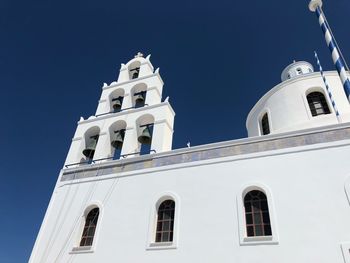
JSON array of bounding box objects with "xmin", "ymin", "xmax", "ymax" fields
[{"xmin": 1, "ymin": 0, "xmax": 349, "ymax": 262}]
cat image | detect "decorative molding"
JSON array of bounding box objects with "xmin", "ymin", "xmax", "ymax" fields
[
  {"xmin": 78, "ymin": 102, "xmax": 175, "ymax": 124},
  {"xmin": 102, "ymin": 72, "xmax": 163, "ymax": 91},
  {"xmin": 341, "ymin": 242, "xmax": 350, "ymax": 263},
  {"xmin": 61, "ymin": 124, "xmax": 350, "ymax": 182}
]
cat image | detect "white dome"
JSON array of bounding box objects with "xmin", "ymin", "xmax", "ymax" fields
[
  {"xmin": 246, "ymin": 70, "xmax": 350, "ymax": 137},
  {"xmin": 281, "ymin": 61, "xmax": 314, "ymax": 82}
]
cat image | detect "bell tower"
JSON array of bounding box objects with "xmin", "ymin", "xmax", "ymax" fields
[{"xmin": 64, "ymin": 52, "xmax": 175, "ymax": 167}]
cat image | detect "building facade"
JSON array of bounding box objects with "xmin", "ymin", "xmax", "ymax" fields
[{"xmin": 29, "ymin": 52, "xmax": 350, "ymax": 262}]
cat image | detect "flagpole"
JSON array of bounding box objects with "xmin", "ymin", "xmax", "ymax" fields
[{"xmin": 309, "ymin": 0, "xmax": 350, "ymax": 103}]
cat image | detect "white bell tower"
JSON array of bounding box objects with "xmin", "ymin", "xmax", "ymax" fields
[{"xmin": 64, "ymin": 52, "xmax": 175, "ymax": 167}]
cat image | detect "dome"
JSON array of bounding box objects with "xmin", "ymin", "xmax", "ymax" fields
[
  {"xmin": 246, "ymin": 68, "xmax": 350, "ymax": 137},
  {"xmin": 281, "ymin": 61, "xmax": 314, "ymax": 82}
]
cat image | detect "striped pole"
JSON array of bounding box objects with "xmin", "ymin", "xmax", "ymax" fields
[
  {"xmin": 314, "ymin": 51, "xmax": 341, "ymax": 121},
  {"xmin": 309, "ymin": 0, "xmax": 350, "ymax": 102}
]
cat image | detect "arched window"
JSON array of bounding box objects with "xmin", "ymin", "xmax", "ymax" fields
[
  {"xmin": 80, "ymin": 208, "xmax": 99, "ymax": 247},
  {"xmin": 155, "ymin": 200, "xmax": 175, "ymax": 243},
  {"xmin": 307, "ymin": 92, "xmax": 330, "ymax": 117},
  {"xmin": 261, "ymin": 113, "xmax": 270, "ymax": 135},
  {"xmin": 244, "ymin": 190, "xmax": 271, "ymax": 237}
]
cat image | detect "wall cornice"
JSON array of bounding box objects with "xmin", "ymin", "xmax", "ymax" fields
[{"xmin": 61, "ymin": 123, "xmax": 350, "ymax": 182}]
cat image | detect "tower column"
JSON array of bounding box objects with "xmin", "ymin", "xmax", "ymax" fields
[
  {"xmin": 120, "ymin": 126, "xmax": 139, "ymax": 158},
  {"xmin": 151, "ymin": 121, "xmax": 174, "ymax": 153},
  {"xmin": 309, "ymin": 0, "xmax": 350, "ymax": 102}
]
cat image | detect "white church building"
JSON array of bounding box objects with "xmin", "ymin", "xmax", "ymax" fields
[{"xmin": 29, "ymin": 1, "xmax": 350, "ymax": 262}]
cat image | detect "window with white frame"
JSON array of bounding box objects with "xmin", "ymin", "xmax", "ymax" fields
[
  {"xmin": 79, "ymin": 207, "xmax": 99, "ymax": 247},
  {"xmin": 244, "ymin": 190, "xmax": 271, "ymax": 237},
  {"xmin": 307, "ymin": 91, "xmax": 331, "ymax": 117},
  {"xmin": 237, "ymin": 185, "xmax": 279, "ymax": 245},
  {"xmin": 147, "ymin": 194, "xmax": 179, "ymax": 250},
  {"xmin": 155, "ymin": 200, "xmax": 175, "ymax": 243}
]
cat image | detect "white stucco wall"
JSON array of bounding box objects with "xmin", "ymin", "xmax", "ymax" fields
[
  {"xmin": 64, "ymin": 102, "xmax": 175, "ymax": 166},
  {"xmin": 30, "ymin": 137, "xmax": 350, "ymax": 263},
  {"xmin": 246, "ymin": 71, "xmax": 350, "ymax": 137},
  {"xmin": 64, "ymin": 54, "xmax": 174, "ymax": 166},
  {"xmin": 30, "ymin": 56, "xmax": 350, "ymax": 263}
]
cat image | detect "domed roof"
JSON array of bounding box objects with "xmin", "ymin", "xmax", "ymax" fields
[{"xmin": 281, "ymin": 61, "xmax": 314, "ymax": 82}]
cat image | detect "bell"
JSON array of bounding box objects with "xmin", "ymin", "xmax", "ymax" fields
[
  {"xmin": 135, "ymin": 92, "xmax": 145, "ymax": 105},
  {"xmin": 111, "ymin": 130, "xmax": 125, "ymax": 149},
  {"xmin": 82, "ymin": 137, "xmax": 98, "ymax": 158},
  {"xmin": 132, "ymin": 72, "xmax": 139, "ymax": 79},
  {"xmin": 112, "ymin": 98, "xmax": 122, "ymax": 111},
  {"xmin": 138, "ymin": 127, "xmax": 152, "ymax": 144}
]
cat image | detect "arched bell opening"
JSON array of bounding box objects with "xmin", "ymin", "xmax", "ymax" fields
[
  {"xmin": 128, "ymin": 61, "xmax": 141, "ymax": 80},
  {"xmin": 109, "ymin": 89, "xmax": 125, "ymax": 113},
  {"xmin": 136, "ymin": 114, "xmax": 155, "ymax": 155},
  {"xmin": 109, "ymin": 120, "xmax": 127, "ymax": 160},
  {"xmin": 131, "ymin": 83, "xmax": 147, "ymax": 108},
  {"xmin": 82, "ymin": 126, "xmax": 100, "ymax": 163}
]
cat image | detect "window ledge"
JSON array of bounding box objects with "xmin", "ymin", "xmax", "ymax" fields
[
  {"xmin": 146, "ymin": 242, "xmax": 177, "ymax": 250},
  {"xmin": 240, "ymin": 235, "xmax": 278, "ymax": 246},
  {"xmin": 70, "ymin": 246, "xmax": 94, "ymax": 254}
]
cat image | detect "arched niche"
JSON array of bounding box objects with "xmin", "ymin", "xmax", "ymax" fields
[
  {"xmin": 136, "ymin": 114, "xmax": 155, "ymax": 155},
  {"xmin": 109, "ymin": 88, "xmax": 125, "ymax": 112},
  {"xmin": 131, "ymin": 83, "xmax": 148, "ymax": 108},
  {"xmin": 82, "ymin": 126, "xmax": 100, "ymax": 162},
  {"xmin": 108, "ymin": 120, "xmax": 127, "ymax": 160},
  {"xmin": 128, "ymin": 61, "xmax": 141, "ymax": 80}
]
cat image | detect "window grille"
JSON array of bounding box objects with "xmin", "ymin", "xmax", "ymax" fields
[
  {"xmin": 307, "ymin": 92, "xmax": 331, "ymax": 117},
  {"xmin": 244, "ymin": 190, "xmax": 271, "ymax": 237},
  {"xmin": 261, "ymin": 113, "xmax": 270, "ymax": 135},
  {"xmin": 155, "ymin": 200, "xmax": 175, "ymax": 243},
  {"xmin": 80, "ymin": 208, "xmax": 99, "ymax": 247}
]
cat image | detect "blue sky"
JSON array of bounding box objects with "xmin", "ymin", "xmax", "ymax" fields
[{"xmin": 1, "ymin": 0, "xmax": 350, "ymax": 261}]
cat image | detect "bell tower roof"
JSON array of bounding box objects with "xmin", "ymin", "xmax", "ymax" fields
[{"xmin": 124, "ymin": 52, "xmax": 152, "ymax": 67}]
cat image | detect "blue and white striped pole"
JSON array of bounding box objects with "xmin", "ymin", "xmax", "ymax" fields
[
  {"xmin": 314, "ymin": 51, "xmax": 341, "ymax": 121},
  {"xmin": 309, "ymin": 0, "xmax": 350, "ymax": 103}
]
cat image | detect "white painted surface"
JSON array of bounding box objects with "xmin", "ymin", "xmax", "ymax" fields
[
  {"xmin": 281, "ymin": 61, "xmax": 314, "ymax": 81},
  {"xmin": 246, "ymin": 70, "xmax": 350, "ymax": 137},
  {"xmin": 29, "ymin": 56, "xmax": 350, "ymax": 263},
  {"xmin": 30, "ymin": 140, "xmax": 350, "ymax": 263},
  {"xmin": 64, "ymin": 55, "xmax": 174, "ymax": 166}
]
